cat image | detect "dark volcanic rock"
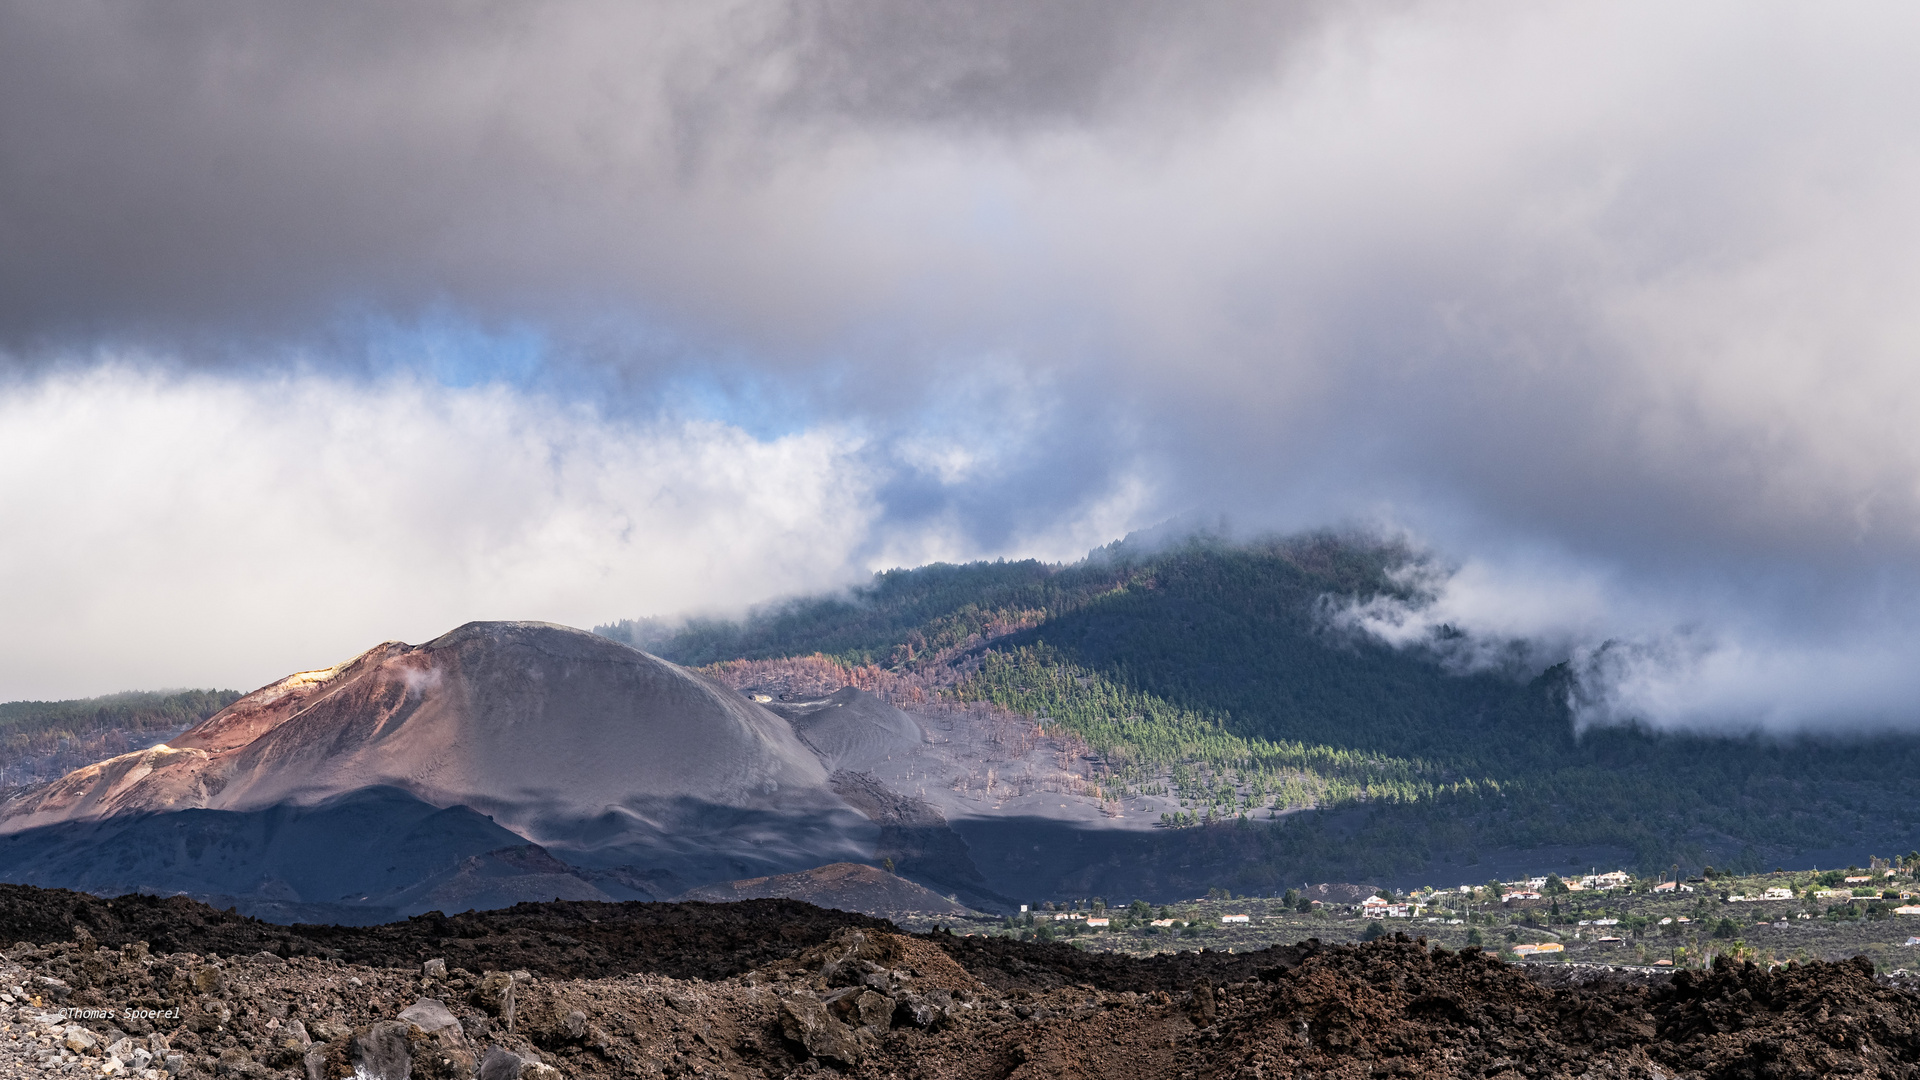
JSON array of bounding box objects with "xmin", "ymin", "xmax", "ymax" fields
[
  {"xmin": 5, "ymin": 896, "xmax": 1920, "ymax": 1080},
  {"xmin": 0, "ymin": 885, "xmax": 894, "ymax": 980}
]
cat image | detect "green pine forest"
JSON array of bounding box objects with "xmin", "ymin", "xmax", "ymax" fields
[
  {"xmin": 0, "ymin": 690, "xmax": 241, "ymax": 791},
  {"xmin": 600, "ymin": 533, "xmax": 1920, "ymax": 880}
]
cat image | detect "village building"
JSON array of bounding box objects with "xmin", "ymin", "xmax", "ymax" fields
[{"xmin": 1359, "ymin": 896, "xmax": 1425, "ymax": 918}]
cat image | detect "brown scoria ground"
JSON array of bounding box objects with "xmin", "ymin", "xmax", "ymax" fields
[
  {"xmin": 8, "ymin": 889, "xmax": 1920, "ymax": 1078},
  {"xmin": 7, "ymin": 929, "xmax": 1920, "ymax": 1080}
]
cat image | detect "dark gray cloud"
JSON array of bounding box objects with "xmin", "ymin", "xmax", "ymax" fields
[
  {"xmin": 768, "ymin": 0, "xmax": 1323, "ymax": 128},
  {"xmin": 0, "ymin": 0, "xmax": 1325, "ymax": 345}
]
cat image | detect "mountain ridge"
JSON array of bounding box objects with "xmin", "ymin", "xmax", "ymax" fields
[{"xmin": 605, "ymin": 532, "xmax": 1920, "ymax": 881}]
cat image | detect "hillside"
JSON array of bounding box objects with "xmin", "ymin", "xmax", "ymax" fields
[
  {"xmin": 676, "ymin": 862, "xmax": 976, "ymax": 916},
  {"xmin": 600, "ymin": 533, "xmax": 1920, "ymax": 884},
  {"xmin": 0, "ymin": 623, "xmax": 885, "ymax": 917},
  {"xmin": 0, "ymin": 689, "xmax": 240, "ymax": 794}
]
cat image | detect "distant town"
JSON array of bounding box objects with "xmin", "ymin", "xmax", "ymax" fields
[{"xmin": 901, "ymin": 856, "xmax": 1920, "ymax": 974}]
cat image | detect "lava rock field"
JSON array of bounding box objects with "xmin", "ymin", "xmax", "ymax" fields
[{"xmin": 5, "ymin": 886, "xmax": 1920, "ymax": 1078}]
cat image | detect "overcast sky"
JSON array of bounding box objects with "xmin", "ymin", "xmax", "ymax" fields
[{"xmin": 5, "ymin": 1, "xmax": 1920, "ymax": 731}]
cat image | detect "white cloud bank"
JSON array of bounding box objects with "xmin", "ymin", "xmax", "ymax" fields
[
  {"xmin": 1328, "ymin": 547, "xmax": 1920, "ymax": 733},
  {"xmin": 0, "ymin": 366, "xmax": 1144, "ymax": 699}
]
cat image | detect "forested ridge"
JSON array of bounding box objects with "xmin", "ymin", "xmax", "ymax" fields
[
  {"xmin": 0, "ymin": 689, "xmax": 241, "ymax": 793},
  {"xmin": 600, "ymin": 533, "xmax": 1920, "ymax": 878}
]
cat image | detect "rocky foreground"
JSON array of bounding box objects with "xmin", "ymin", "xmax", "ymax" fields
[{"xmin": 6, "ymin": 918, "xmax": 1920, "ymax": 1080}]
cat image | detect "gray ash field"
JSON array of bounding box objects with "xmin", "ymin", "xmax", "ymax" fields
[{"xmin": 9, "ymin": 886, "xmax": 1920, "ymax": 1078}]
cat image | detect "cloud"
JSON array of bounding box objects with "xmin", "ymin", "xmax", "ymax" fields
[
  {"xmin": 5, "ymin": 2, "xmax": 1920, "ymax": 725},
  {"xmin": 0, "ymin": 364, "xmax": 1145, "ymax": 698},
  {"xmin": 1568, "ymin": 633, "xmax": 1920, "ymax": 734},
  {"xmin": 1324, "ymin": 545, "xmax": 1920, "ymax": 732}
]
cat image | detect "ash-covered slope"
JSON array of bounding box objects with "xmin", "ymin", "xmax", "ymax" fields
[
  {"xmin": 675, "ymin": 861, "xmax": 975, "ymax": 916},
  {"xmin": 0, "ymin": 622, "xmax": 876, "ymax": 915},
  {"xmin": 763, "ymin": 687, "xmax": 925, "ymax": 771}
]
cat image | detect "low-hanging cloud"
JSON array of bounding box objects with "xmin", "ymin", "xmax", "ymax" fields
[
  {"xmin": 4, "ymin": 2, "xmax": 1920, "ymax": 725},
  {"xmin": 1325, "ymin": 545, "xmax": 1920, "ymax": 732}
]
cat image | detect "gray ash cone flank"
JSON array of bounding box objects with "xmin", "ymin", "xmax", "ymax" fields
[
  {"xmin": 211, "ymin": 621, "xmax": 845, "ymax": 825},
  {"xmin": 765, "ymin": 687, "xmax": 926, "ymax": 771},
  {"xmin": 0, "ymin": 622, "xmax": 876, "ymax": 916}
]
